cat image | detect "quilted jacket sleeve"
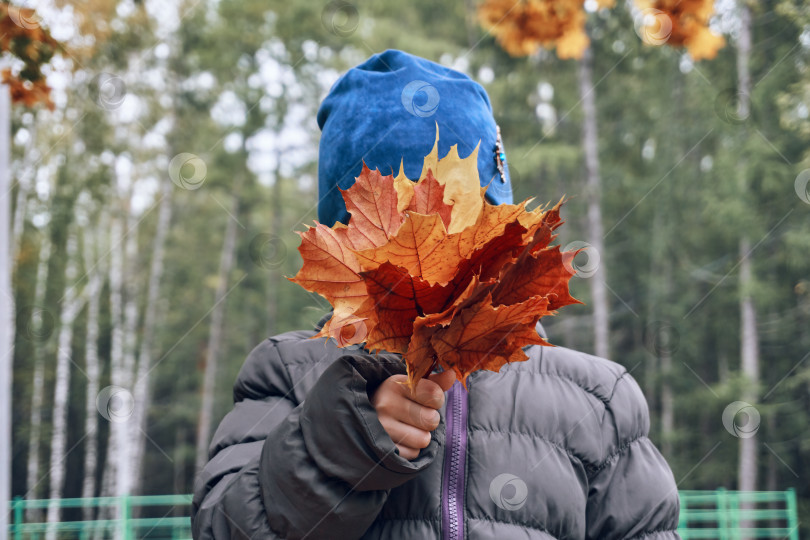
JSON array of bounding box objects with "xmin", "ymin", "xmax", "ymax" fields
[
  {"xmin": 191, "ymin": 340, "xmax": 440, "ymax": 540},
  {"xmin": 585, "ymin": 372, "xmax": 681, "ymax": 539}
]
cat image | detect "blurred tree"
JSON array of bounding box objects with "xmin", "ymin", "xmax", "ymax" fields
[
  {"xmin": 477, "ymin": 0, "xmax": 614, "ymax": 358},
  {"xmin": 1, "ymin": 3, "xmax": 62, "ymax": 538},
  {"xmin": 734, "ymin": 0, "xmax": 758, "ymax": 501}
]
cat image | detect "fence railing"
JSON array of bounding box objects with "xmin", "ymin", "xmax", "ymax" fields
[
  {"xmin": 678, "ymin": 489, "xmax": 800, "ymax": 539},
  {"xmin": 8, "ymin": 490, "xmax": 801, "ymax": 539},
  {"xmin": 10, "ymin": 494, "xmax": 192, "ymax": 540}
]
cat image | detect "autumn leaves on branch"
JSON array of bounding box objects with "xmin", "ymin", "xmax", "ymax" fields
[
  {"xmin": 477, "ymin": 0, "xmax": 725, "ymax": 61},
  {"xmin": 291, "ymin": 129, "xmax": 581, "ymax": 393},
  {"xmin": 0, "ymin": 3, "xmax": 61, "ymax": 108}
]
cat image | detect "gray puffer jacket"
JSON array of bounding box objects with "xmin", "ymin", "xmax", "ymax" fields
[{"xmin": 192, "ymin": 316, "xmax": 681, "ymax": 539}]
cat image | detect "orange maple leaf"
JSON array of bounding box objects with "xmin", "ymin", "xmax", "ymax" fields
[
  {"xmin": 338, "ymin": 165, "xmax": 404, "ymax": 250},
  {"xmin": 477, "ymin": 0, "xmax": 614, "ymax": 60},
  {"xmin": 635, "ymin": 0, "xmax": 725, "ymax": 60},
  {"xmin": 291, "ymin": 128, "xmax": 580, "ymax": 394}
]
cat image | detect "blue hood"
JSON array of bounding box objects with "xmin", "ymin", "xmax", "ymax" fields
[{"xmin": 316, "ymin": 49, "xmax": 513, "ymax": 227}]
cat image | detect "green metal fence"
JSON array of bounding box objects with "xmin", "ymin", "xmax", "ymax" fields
[
  {"xmin": 678, "ymin": 489, "xmax": 800, "ymax": 539},
  {"xmin": 9, "ymin": 494, "xmax": 192, "ymax": 540},
  {"xmin": 8, "ymin": 490, "xmax": 801, "ymax": 539}
]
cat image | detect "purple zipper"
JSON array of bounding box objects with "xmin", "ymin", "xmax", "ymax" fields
[{"xmin": 441, "ymin": 380, "xmax": 468, "ymax": 540}]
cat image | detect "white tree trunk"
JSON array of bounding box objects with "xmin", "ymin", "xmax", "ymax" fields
[
  {"xmin": 0, "ymin": 83, "xmax": 13, "ymax": 540},
  {"xmin": 577, "ymin": 47, "xmax": 610, "ymax": 359},
  {"xmin": 45, "ymin": 229, "xmax": 80, "ymax": 537},
  {"xmin": 95, "ymin": 205, "xmax": 126, "ymax": 540},
  {"xmin": 736, "ymin": 1, "xmax": 759, "ymax": 496},
  {"xmin": 130, "ymin": 178, "xmax": 173, "ymax": 493},
  {"xmin": 25, "ymin": 235, "xmax": 51, "ymax": 519},
  {"xmin": 11, "ymin": 124, "xmax": 38, "ymax": 260},
  {"xmin": 644, "ymin": 209, "xmax": 662, "ymax": 418},
  {"xmin": 647, "ymin": 205, "xmax": 674, "ymax": 454},
  {"xmin": 115, "ymin": 203, "xmax": 139, "ymax": 499},
  {"xmin": 11, "ymin": 163, "xmax": 28, "ymax": 266},
  {"xmin": 81, "ymin": 219, "xmax": 106, "ymax": 517},
  {"xmin": 195, "ymin": 194, "xmax": 240, "ymax": 471},
  {"xmin": 657, "ymin": 67, "xmax": 686, "ymax": 459}
]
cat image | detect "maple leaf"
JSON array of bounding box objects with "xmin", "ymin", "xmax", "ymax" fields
[
  {"xmin": 426, "ymin": 293, "xmax": 552, "ymax": 389},
  {"xmin": 359, "ymin": 262, "xmax": 482, "ymax": 354},
  {"xmin": 290, "ymin": 223, "xmax": 366, "ymax": 308},
  {"xmin": 318, "ymin": 301, "xmax": 376, "ymax": 348},
  {"xmin": 393, "ymin": 159, "xmax": 415, "ymax": 212},
  {"xmin": 477, "ymin": 0, "xmax": 614, "ymax": 60},
  {"xmin": 493, "ymin": 245, "xmax": 582, "ymax": 310},
  {"xmin": 338, "ymin": 163, "xmax": 404, "ymax": 250},
  {"xmin": 417, "ymin": 126, "xmax": 484, "ymax": 232},
  {"xmin": 634, "ymin": 0, "xmax": 725, "ymax": 60},
  {"xmin": 356, "ymin": 212, "xmax": 454, "ymax": 283},
  {"xmin": 491, "ymin": 199, "xmax": 581, "ymax": 310},
  {"xmin": 291, "ymin": 127, "xmax": 580, "ymax": 395},
  {"xmin": 406, "ymin": 170, "xmax": 453, "ymax": 229}
]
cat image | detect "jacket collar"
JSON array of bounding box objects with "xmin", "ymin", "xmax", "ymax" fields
[{"xmin": 314, "ymin": 312, "xmax": 331, "ymax": 332}]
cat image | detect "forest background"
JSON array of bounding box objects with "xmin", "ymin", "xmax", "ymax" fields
[{"xmin": 3, "ymin": 0, "xmax": 810, "ymax": 533}]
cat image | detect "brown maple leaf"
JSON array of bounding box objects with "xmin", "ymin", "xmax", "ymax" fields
[{"xmin": 426, "ymin": 293, "xmax": 552, "ymax": 389}]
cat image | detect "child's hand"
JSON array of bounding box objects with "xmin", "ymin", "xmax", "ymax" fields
[{"xmin": 370, "ymin": 370, "xmax": 456, "ymax": 460}]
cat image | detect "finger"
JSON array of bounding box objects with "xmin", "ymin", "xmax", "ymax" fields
[
  {"xmin": 389, "ymin": 397, "xmax": 440, "ymax": 430},
  {"xmin": 396, "ymin": 444, "xmax": 420, "ymax": 461},
  {"xmin": 410, "ymin": 378, "xmax": 446, "ymax": 409},
  {"xmin": 428, "ymin": 369, "xmax": 456, "ymax": 392},
  {"xmin": 384, "ymin": 418, "xmax": 433, "ymax": 450}
]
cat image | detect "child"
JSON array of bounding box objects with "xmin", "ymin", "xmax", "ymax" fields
[{"xmin": 191, "ymin": 49, "xmax": 680, "ymax": 540}]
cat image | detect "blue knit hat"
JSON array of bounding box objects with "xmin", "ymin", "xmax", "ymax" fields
[{"xmin": 316, "ymin": 49, "xmax": 513, "ymax": 227}]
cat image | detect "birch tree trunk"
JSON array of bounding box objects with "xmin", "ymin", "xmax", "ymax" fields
[
  {"xmin": 765, "ymin": 418, "xmax": 778, "ymax": 531},
  {"xmin": 11, "ymin": 124, "xmax": 37, "ymax": 260},
  {"xmin": 657, "ymin": 64, "xmax": 685, "ymax": 458},
  {"xmin": 0, "ymin": 83, "xmax": 12, "ymax": 540},
  {"xmin": 736, "ymin": 0, "xmax": 759, "ymax": 496},
  {"xmin": 130, "ymin": 177, "xmax": 173, "ymax": 493},
  {"xmin": 577, "ymin": 47, "xmax": 610, "ymax": 359},
  {"xmin": 645, "ymin": 208, "xmax": 662, "ymax": 437},
  {"xmin": 115, "ymin": 200, "xmax": 140, "ymax": 499},
  {"xmin": 195, "ymin": 192, "xmax": 241, "ymax": 471},
  {"xmin": 659, "ymin": 281, "xmax": 674, "ymax": 458},
  {"xmin": 81, "ymin": 218, "xmax": 107, "ymax": 518},
  {"xmin": 25, "ymin": 235, "xmax": 51, "ymax": 519},
  {"xmin": 94, "ymin": 203, "xmax": 126, "ymax": 540},
  {"xmin": 45, "ymin": 229, "xmax": 79, "ymax": 537},
  {"xmin": 647, "ymin": 205, "xmax": 674, "ymax": 456},
  {"xmin": 11, "ymin": 174, "xmax": 27, "ymax": 256}
]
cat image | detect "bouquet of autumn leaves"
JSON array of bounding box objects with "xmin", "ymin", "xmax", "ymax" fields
[{"xmin": 291, "ymin": 132, "xmax": 581, "ymax": 394}]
